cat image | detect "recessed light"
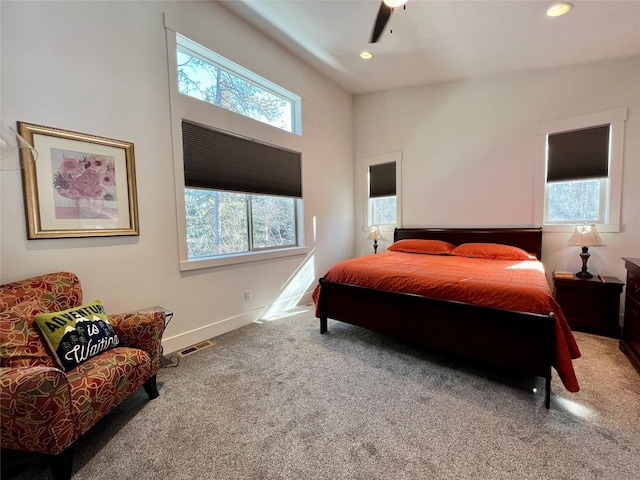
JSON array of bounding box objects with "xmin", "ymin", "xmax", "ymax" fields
[
  {"xmin": 384, "ymin": 0, "xmax": 408, "ymax": 7},
  {"xmin": 360, "ymin": 51, "xmax": 374, "ymax": 60},
  {"xmin": 547, "ymin": 2, "xmax": 573, "ymax": 17}
]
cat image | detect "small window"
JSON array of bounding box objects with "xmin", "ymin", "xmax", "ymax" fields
[
  {"xmin": 545, "ymin": 125, "xmax": 609, "ymax": 225},
  {"xmin": 536, "ymin": 107, "xmax": 626, "ymax": 232},
  {"xmin": 363, "ymin": 153, "xmax": 402, "ymax": 230},
  {"xmin": 369, "ymin": 162, "xmax": 397, "ymax": 226},
  {"xmin": 176, "ymin": 34, "xmax": 301, "ymax": 135}
]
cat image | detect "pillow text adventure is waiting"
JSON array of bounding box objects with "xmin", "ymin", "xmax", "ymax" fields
[{"xmin": 35, "ymin": 300, "xmax": 120, "ymax": 371}]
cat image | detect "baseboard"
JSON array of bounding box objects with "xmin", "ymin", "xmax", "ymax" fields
[
  {"xmin": 162, "ymin": 311, "xmax": 257, "ymax": 356},
  {"xmin": 161, "ymin": 290, "xmax": 315, "ymax": 355}
]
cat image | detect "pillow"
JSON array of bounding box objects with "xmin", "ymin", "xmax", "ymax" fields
[
  {"xmin": 35, "ymin": 300, "xmax": 120, "ymax": 371},
  {"xmin": 449, "ymin": 243, "xmax": 537, "ymax": 260},
  {"xmin": 388, "ymin": 239, "xmax": 456, "ymax": 255}
]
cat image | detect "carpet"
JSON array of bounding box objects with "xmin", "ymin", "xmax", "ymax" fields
[{"xmin": 2, "ymin": 307, "xmax": 640, "ymax": 479}]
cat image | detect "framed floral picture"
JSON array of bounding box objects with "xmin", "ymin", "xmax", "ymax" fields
[{"xmin": 17, "ymin": 122, "xmax": 139, "ymax": 239}]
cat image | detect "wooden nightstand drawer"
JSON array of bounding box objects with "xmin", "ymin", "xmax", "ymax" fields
[
  {"xmin": 623, "ymin": 296, "xmax": 640, "ymax": 341},
  {"xmin": 553, "ymin": 275, "xmax": 624, "ymax": 338},
  {"xmin": 620, "ymin": 258, "xmax": 640, "ymax": 374},
  {"xmin": 626, "ymin": 271, "xmax": 640, "ymax": 303}
]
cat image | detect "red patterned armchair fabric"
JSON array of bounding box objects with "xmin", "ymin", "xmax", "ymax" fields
[{"xmin": 1, "ymin": 272, "xmax": 165, "ymax": 468}]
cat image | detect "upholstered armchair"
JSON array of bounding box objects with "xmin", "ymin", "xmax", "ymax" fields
[{"xmin": 0, "ymin": 272, "xmax": 166, "ymax": 480}]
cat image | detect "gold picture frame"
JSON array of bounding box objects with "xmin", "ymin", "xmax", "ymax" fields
[{"xmin": 18, "ymin": 122, "xmax": 139, "ymax": 239}]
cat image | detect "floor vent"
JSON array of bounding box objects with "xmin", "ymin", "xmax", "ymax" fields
[{"xmin": 178, "ymin": 340, "xmax": 214, "ymax": 357}]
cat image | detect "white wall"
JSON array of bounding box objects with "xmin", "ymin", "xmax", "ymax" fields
[
  {"xmin": 354, "ymin": 57, "xmax": 640, "ymax": 314},
  {"xmin": 0, "ymin": 1, "xmax": 354, "ymax": 353}
]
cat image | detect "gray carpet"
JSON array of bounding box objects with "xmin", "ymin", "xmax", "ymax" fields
[{"xmin": 3, "ymin": 307, "xmax": 640, "ymax": 479}]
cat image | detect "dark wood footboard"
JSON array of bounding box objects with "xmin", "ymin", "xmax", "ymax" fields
[{"xmin": 318, "ymin": 278, "xmax": 555, "ymax": 408}]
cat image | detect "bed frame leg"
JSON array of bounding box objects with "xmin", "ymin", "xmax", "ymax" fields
[
  {"xmin": 320, "ymin": 316, "xmax": 327, "ymax": 334},
  {"xmin": 544, "ymin": 372, "xmax": 552, "ymax": 410}
]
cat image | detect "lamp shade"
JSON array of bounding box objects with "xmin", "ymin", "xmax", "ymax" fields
[
  {"xmin": 367, "ymin": 226, "xmax": 382, "ymax": 240},
  {"xmin": 567, "ymin": 224, "xmax": 605, "ymax": 247}
]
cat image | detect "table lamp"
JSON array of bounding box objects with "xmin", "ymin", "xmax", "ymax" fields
[
  {"xmin": 567, "ymin": 224, "xmax": 604, "ymax": 279},
  {"xmin": 367, "ymin": 226, "xmax": 383, "ymax": 254}
]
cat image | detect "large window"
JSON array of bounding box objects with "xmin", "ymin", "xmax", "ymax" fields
[
  {"xmin": 536, "ymin": 108, "xmax": 626, "ymax": 232},
  {"xmin": 182, "ymin": 120, "xmax": 302, "ymax": 261},
  {"xmin": 185, "ymin": 190, "xmax": 296, "ymax": 258},
  {"xmin": 165, "ymin": 24, "xmax": 306, "ymax": 270}
]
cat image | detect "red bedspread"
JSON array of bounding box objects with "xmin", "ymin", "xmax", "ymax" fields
[{"xmin": 313, "ymin": 251, "xmax": 581, "ymax": 392}]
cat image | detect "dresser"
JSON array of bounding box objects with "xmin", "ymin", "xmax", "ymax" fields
[{"xmin": 620, "ymin": 258, "xmax": 640, "ymax": 373}]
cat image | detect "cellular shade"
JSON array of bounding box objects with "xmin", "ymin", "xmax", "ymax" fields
[
  {"xmin": 369, "ymin": 162, "xmax": 396, "ymax": 198},
  {"xmin": 547, "ymin": 125, "xmax": 610, "ymax": 182},
  {"xmin": 182, "ymin": 120, "xmax": 302, "ymax": 198}
]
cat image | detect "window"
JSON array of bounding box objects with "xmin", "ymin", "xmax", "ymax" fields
[
  {"xmin": 185, "ymin": 190, "xmax": 297, "ymax": 258},
  {"xmin": 535, "ymin": 108, "xmax": 626, "ymax": 232},
  {"xmin": 164, "ymin": 25, "xmax": 307, "ymax": 270},
  {"xmin": 363, "ymin": 152, "xmax": 402, "ymax": 230},
  {"xmin": 545, "ymin": 125, "xmax": 609, "ymax": 224},
  {"xmin": 182, "ymin": 120, "xmax": 302, "ymax": 261},
  {"xmin": 176, "ymin": 34, "xmax": 301, "ymax": 135},
  {"xmin": 369, "ymin": 162, "xmax": 397, "ymax": 226}
]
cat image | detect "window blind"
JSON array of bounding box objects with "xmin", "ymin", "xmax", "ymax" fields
[
  {"xmin": 369, "ymin": 162, "xmax": 396, "ymax": 198},
  {"xmin": 182, "ymin": 120, "xmax": 302, "ymax": 198},
  {"xmin": 547, "ymin": 125, "xmax": 610, "ymax": 182}
]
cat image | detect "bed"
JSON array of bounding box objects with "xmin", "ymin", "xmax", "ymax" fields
[{"xmin": 312, "ymin": 227, "xmax": 581, "ymax": 409}]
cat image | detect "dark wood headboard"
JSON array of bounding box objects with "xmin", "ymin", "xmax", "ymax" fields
[{"xmin": 394, "ymin": 227, "xmax": 543, "ymax": 260}]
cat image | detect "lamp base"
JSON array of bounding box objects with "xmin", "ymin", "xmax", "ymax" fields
[
  {"xmin": 576, "ymin": 246, "xmax": 593, "ymax": 279},
  {"xmin": 575, "ymin": 270, "xmax": 593, "ymax": 279}
]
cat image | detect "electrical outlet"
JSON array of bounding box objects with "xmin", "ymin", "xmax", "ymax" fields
[{"xmin": 244, "ymin": 290, "xmax": 252, "ymax": 301}]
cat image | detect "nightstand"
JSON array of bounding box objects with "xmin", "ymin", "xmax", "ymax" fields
[{"xmin": 553, "ymin": 274, "xmax": 624, "ymax": 338}]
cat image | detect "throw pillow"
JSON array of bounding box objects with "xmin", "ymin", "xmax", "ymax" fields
[
  {"xmin": 449, "ymin": 243, "xmax": 537, "ymax": 260},
  {"xmin": 388, "ymin": 239, "xmax": 456, "ymax": 255},
  {"xmin": 35, "ymin": 300, "xmax": 120, "ymax": 371}
]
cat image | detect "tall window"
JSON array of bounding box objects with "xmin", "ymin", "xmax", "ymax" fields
[
  {"xmin": 536, "ymin": 107, "xmax": 626, "ymax": 232},
  {"xmin": 369, "ymin": 162, "xmax": 397, "ymax": 226},
  {"xmin": 363, "ymin": 152, "xmax": 402, "ymax": 230},
  {"xmin": 165, "ymin": 25, "xmax": 306, "ymax": 270},
  {"xmin": 176, "ymin": 34, "xmax": 301, "ymax": 135},
  {"xmin": 182, "ymin": 121, "xmax": 301, "ymax": 260}
]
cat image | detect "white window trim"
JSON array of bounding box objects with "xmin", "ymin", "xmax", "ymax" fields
[
  {"xmin": 165, "ymin": 26, "xmax": 307, "ymax": 271},
  {"xmin": 534, "ymin": 107, "xmax": 626, "ymax": 233},
  {"xmin": 362, "ymin": 151, "xmax": 402, "ymax": 235}
]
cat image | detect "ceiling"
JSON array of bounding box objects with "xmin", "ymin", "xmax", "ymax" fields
[{"xmin": 221, "ymin": 0, "xmax": 640, "ymax": 95}]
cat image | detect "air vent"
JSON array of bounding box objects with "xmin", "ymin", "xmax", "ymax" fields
[{"xmin": 178, "ymin": 340, "xmax": 214, "ymax": 357}]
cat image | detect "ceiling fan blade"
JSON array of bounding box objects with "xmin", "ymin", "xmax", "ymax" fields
[{"xmin": 370, "ymin": 1, "xmax": 392, "ymax": 43}]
